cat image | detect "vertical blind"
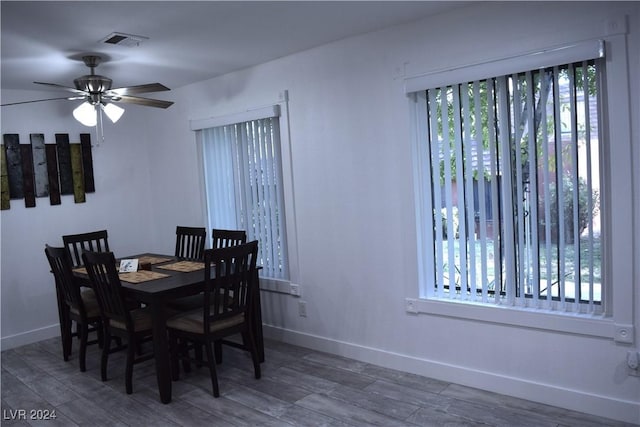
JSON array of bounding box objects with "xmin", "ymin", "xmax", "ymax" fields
[
  {"xmin": 201, "ymin": 116, "xmax": 289, "ymax": 280},
  {"xmin": 415, "ymin": 59, "xmax": 603, "ymax": 314}
]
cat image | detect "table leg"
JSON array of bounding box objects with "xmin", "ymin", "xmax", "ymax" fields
[{"xmin": 149, "ymin": 300, "xmax": 172, "ymax": 403}]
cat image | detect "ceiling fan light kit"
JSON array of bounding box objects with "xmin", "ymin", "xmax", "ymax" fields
[
  {"xmin": 73, "ymin": 101, "xmax": 125, "ymax": 128},
  {"xmin": 72, "ymin": 102, "xmax": 98, "ymax": 127},
  {"xmin": 1, "ymin": 54, "xmax": 173, "ymax": 141},
  {"xmin": 102, "ymin": 103, "xmax": 125, "ymax": 123}
]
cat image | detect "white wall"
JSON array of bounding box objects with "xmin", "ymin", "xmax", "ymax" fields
[
  {"xmin": 0, "ymin": 91, "xmax": 168, "ymax": 346},
  {"xmin": 147, "ymin": 2, "xmax": 640, "ymax": 422},
  {"xmin": 2, "ymin": 2, "xmax": 638, "ymax": 423}
]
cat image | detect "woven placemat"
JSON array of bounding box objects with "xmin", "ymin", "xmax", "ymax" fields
[
  {"xmin": 73, "ymin": 257, "xmax": 170, "ymax": 275},
  {"xmin": 119, "ymin": 270, "xmax": 170, "ymax": 284},
  {"xmin": 137, "ymin": 255, "xmax": 173, "ymax": 265},
  {"xmin": 157, "ymin": 261, "xmax": 205, "ymax": 273},
  {"xmin": 72, "ymin": 263, "xmax": 118, "ymax": 275}
]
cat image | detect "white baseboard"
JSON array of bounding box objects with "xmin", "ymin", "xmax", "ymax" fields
[
  {"xmin": 263, "ymin": 324, "xmax": 640, "ymax": 425},
  {"xmin": 1, "ymin": 324, "xmax": 60, "ymax": 351}
]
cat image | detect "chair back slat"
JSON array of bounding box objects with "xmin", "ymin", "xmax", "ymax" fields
[
  {"xmin": 62, "ymin": 230, "xmax": 110, "ymax": 267},
  {"xmin": 45, "ymin": 245, "xmax": 84, "ymax": 314},
  {"xmin": 212, "ymin": 229, "xmax": 247, "ymax": 249},
  {"xmin": 203, "ymin": 241, "xmax": 258, "ymax": 332},
  {"xmin": 82, "ymin": 250, "xmax": 131, "ymax": 328},
  {"xmin": 175, "ymin": 226, "xmax": 206, "ymax": 261}
]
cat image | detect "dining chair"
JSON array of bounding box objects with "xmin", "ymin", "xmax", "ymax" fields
[
  {"xmin": 167, "ymin": 226, "xmax": 208, "ymax": 311},
  {"xmin": 170, "ymin": 228, "xmax": 247, "ymax": 364},
  {"xmin": 175, "ymin": 226, "xmax": 206, "ymax": 261},
  {"xmin": 212, "ymin": 229, "xmax": 247, "ymax": 249},
  {"xmin": 62, "ymin": 229, "xmax": 110, "ymax": 268},
  {"xmin": 45, "ymin": 245, "xmax": 103, "ymax": 372},
  {"xmin": 62, "ymin": 228, "xmax": 138, "ymax": 344},
  {"xmin": 167, "ymin": 241, "xmax": 261, "ymax": 397},
  {"xmin": 82, "ymin": 250, "xmax": 154, "ymax": 394}
]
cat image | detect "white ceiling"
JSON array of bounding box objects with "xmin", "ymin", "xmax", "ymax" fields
[{"xmin": 1, "ymin": 1, "xmax": 469, "ymax": 95}]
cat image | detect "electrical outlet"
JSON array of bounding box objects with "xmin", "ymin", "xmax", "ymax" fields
[
  {"xmin": 298, "ymin": 301, "xmax": 307, "ymax": 317},
  {"xmin": 614, "ymin": 324, "xmax": 634, "ymax": 344},
  {"xmin": 605, "ymin": 16, "xmax": 627, "ymax": 36},
  {"xmin": 406, "ymin": 298, "xmax": 419, "ymax": 314},
  {"xmin": 290, "ymin": 283, "xmax": 300, "ymax": 296}
]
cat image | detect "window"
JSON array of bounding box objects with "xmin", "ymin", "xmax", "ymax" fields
[
  {"xmin": 420, "ymin": 61, "xmax": 602, "ymax": 314},
  {"xmin": 410, "ymin": 41, "xmax": 611, "ymax": 316},
  {"xmin": 198, "ymin": 108, "xmax": 289, "ymax": 280}
]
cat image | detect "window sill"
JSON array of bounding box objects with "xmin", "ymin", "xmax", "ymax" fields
[
  {"xmin": 259, "ymin": 277, "xmax": 296, "ymax": 295},
  {"xmin": 405, "ymin": 297, "xmax": 629, "ymax": 342}
]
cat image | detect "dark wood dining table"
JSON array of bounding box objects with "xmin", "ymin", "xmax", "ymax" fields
[{"xmin": 73, "ymin": 253, "xmax": 264, "ymax": 404}]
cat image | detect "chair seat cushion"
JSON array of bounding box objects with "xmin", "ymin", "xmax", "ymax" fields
[
  {"xmin": 109, "ymin": 308, "xmax": 152, "ymax": 332},
  {"xmin": 70, "ymin": 289, "xmax": 101, "ymax": 318},
  {"xmin": 166, "ymin": 307, "xmax": 244, "ymax": 334}
]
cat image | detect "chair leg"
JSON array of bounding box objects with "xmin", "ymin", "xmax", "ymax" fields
[
  {"xmin": 177, "ymin": 339, "xmax": 193, "ymax": 373},
  {"xmin": 56, "ymin": 292, "xmax": 71, "ymax": 361},
  {"xmin": 169, "ymin": 333, "xmax": 180, "ymax": 381},
  {"xmin": 214, "ymin": 340, "xmax": 223, "ymax": 365},
  {"xmin": 61, "ymin": 316, "xmax": 72, "ymax": 362},
  {"xmin": 79, "ymin": 322, "xmax": 88, "ymax": 372},
  {"xmin": 135, "ymin": 337, "xmax": 143, "ymax": 356},
  {"xmin": 125, "ymin": 335, "xmax": 135, "ymax": 394},
  {"xmin": 242, "ymin": 330, "xmax": 261, "ymax": 380},
  {"xmin": 101, "ymin": 328, "xmax": 111, "ymax": 382},
  {"xmin": 194, "ymin": 343, "xmax": 203, "ymax": 368},
  {"xmin": 96, "ymin": 321, "xmax": 104, "ymax": 349},
  {"xmin": 204, "ymin": 342, "xmax": 220, "ymax": 397}
]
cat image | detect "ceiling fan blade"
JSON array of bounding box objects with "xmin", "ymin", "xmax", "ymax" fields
[
  {"xmin": 1, "ymin": 97, "xmax": 76, "ymax": 107},
  {"xmin": 107, "ymin": 83, "xmax": 170, "ymax": 96},
  {"xmin": 33, "ymin": 82, "xmax": 87, "ymax": 95},
  {"xmin": 111, "ymin": 95, "xmax": 173, "ymax": 109}
]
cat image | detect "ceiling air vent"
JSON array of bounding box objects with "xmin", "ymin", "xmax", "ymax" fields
[{"xmin": 100, "ymin": 32, "xmax": 148, "ymax": 47}]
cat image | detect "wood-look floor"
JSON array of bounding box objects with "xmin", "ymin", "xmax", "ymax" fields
[{"xmin": 1, "ymin": 336, "xmax": 632, "ymax": 427}]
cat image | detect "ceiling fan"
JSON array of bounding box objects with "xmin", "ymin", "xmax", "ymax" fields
[{"xmin": 1, "ymin": 55, "xmax": 173, "ymax": 127}]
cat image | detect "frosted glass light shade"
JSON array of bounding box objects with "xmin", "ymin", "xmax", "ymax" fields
[
  {"xmin": 102, "ymin": 103, "xmax": 124, "ymax": 123},
  {"xmin": 73, "ymin": 102, "xmax": 97, "ymax": 127}
]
